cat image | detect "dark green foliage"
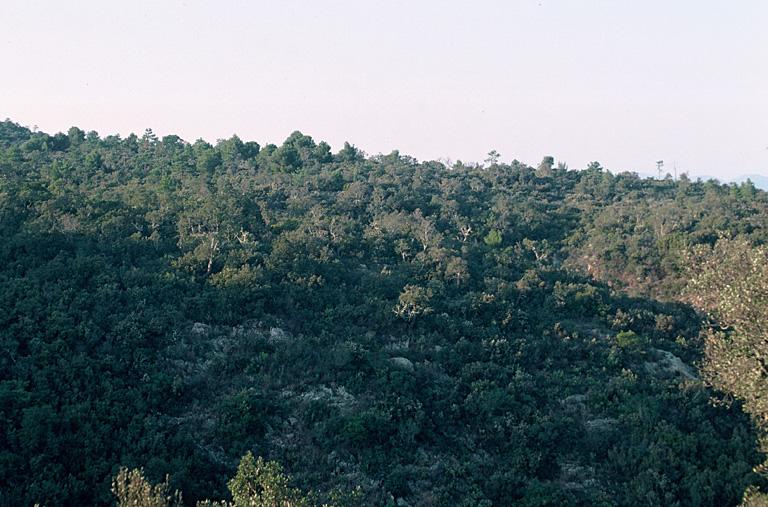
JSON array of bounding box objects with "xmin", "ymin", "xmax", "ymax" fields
[{"xmin": 0, "ymin": 119, "xmax": 766, "ymax": 505}]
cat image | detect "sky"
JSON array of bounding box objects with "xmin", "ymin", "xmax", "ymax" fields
[{"xmin": 2, "ymin": 0, "xmax": 767, "ymax": 179}]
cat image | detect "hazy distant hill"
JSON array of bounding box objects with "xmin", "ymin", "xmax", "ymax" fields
[
  {"xmin": 734, "ymin": 174, "xmax": 768, "ymax": 190},
  {"xmin": 694, "ymin": 174, "xmax": 768, "ymax": 190},
  {"xmin": 634, "ymin": 171, "xmax": 768, "ymax": 190}
]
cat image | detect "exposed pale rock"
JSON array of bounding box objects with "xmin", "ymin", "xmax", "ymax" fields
[
  {"xmin": 269, "ymin": 327, "xmax": 288, "ymax": 343},
  {"xmin": 562, "ymin": 394, "xmax": 587, "ymax": 406},
  {"xmin": 559, "ymin": 459, "xmax": 598, "ymax": 490},
  {"xmin": 390, "ymin": 356, "xmax": 415, "ymax": 372},
  {"xmin": 644, "ymin": 348, "xmax": 697, "ymax": 380},
  {"xmin": 299, "ymin": 385, "xmax": 356, "ymax": 410},
  {"xmin": 191, "ymin": 322, "xmax": 210, "ymax": 336},
  {"xmin": 584, "ymin": 418, "xmax": 618, "ymax": 432}
]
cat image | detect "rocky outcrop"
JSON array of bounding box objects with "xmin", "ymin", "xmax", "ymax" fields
[
  {"xmin": 644, "ymin": 348, "xmax": 698, "ymax": 380},
  {"xmin": 390, "ymin": 356, "xmax": 415, "ymax": 372}
]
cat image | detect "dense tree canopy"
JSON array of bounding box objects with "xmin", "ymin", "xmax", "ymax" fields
[{"xmin": 1, "ymin": 119, "xmax": 767, "ymax": 506}]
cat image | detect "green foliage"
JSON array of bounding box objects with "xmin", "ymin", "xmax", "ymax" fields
[
  {"xmin": 483, "ymin": 229, "xmax": 502, "ymax": 247},
  {"xmin": 393, "ymin": 284, "xmax": 433, "ymax": 322},
  {"xmin": 116, "ymin": 453, "xmax": 359, "ymax": 507},
  {"xmin": 227, "ymin": 452, "xmax": 312, "ymax": 507},
  {"xmin": 1, "ymin": 119, "xmax": 767, "ymax": 505},
  {"xmin": 615, "ymin": 330, "xmax": 642, "ymax": 349},
  {"xmin": 112, "ymin": 468, "xmax": 183, "ymax": 507},
  {"xmin": 685, "ymin": 239, "xmax": 768, "ymax": 493},
  {"xmin": 685, "ymin": 239, "xmax": 768, "ymax": 417}
]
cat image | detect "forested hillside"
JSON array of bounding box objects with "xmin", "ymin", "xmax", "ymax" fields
[{"xmin": 1, "ymin": 120, "xmax": 767, "ymax": 506}]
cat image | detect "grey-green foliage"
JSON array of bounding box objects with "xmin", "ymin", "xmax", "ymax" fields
[
  {"xmin": 3, "ymin": 119, "xmax": 768, "ymax": 506},
  {"xmin": 112, "ymin": 468, "xmax": 182, "ymax": 507},
  {"xmin": 226, "ymin": 452, "xmax": 312, "ymax": 507},
  {"xmin": 114, "ymin": 453, "xmax": 355, "ymax": 507}
]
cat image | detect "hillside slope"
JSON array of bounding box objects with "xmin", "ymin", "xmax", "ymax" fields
[{"xmin": 1, "ymin": 121, "xmax": 766, "ymax": 505}]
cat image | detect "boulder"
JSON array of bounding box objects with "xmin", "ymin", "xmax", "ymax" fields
[
  {"xmin": 644, "ymin": 348, "xmax": 697, "ymax": 380},
  {"xmin": 390, "ymin": 356, "xmax": 415, "ymax": 372}
]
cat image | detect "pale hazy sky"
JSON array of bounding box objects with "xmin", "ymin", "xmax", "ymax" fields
[{"xmin": 2, "ymin": 1, "xmax": 767, "ymax": 178}]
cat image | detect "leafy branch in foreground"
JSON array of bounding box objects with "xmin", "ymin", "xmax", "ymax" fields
[
  {"xmin": 113, "ymin": 468, "xmax": 182, "ymax": 507},
  {"xmin": 686, "ymin": 239, "xmax": 768, "ymax": 504},
  {"xmin": 114, "ymin": 452, "xmax": 360, "ymax": 507}
]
